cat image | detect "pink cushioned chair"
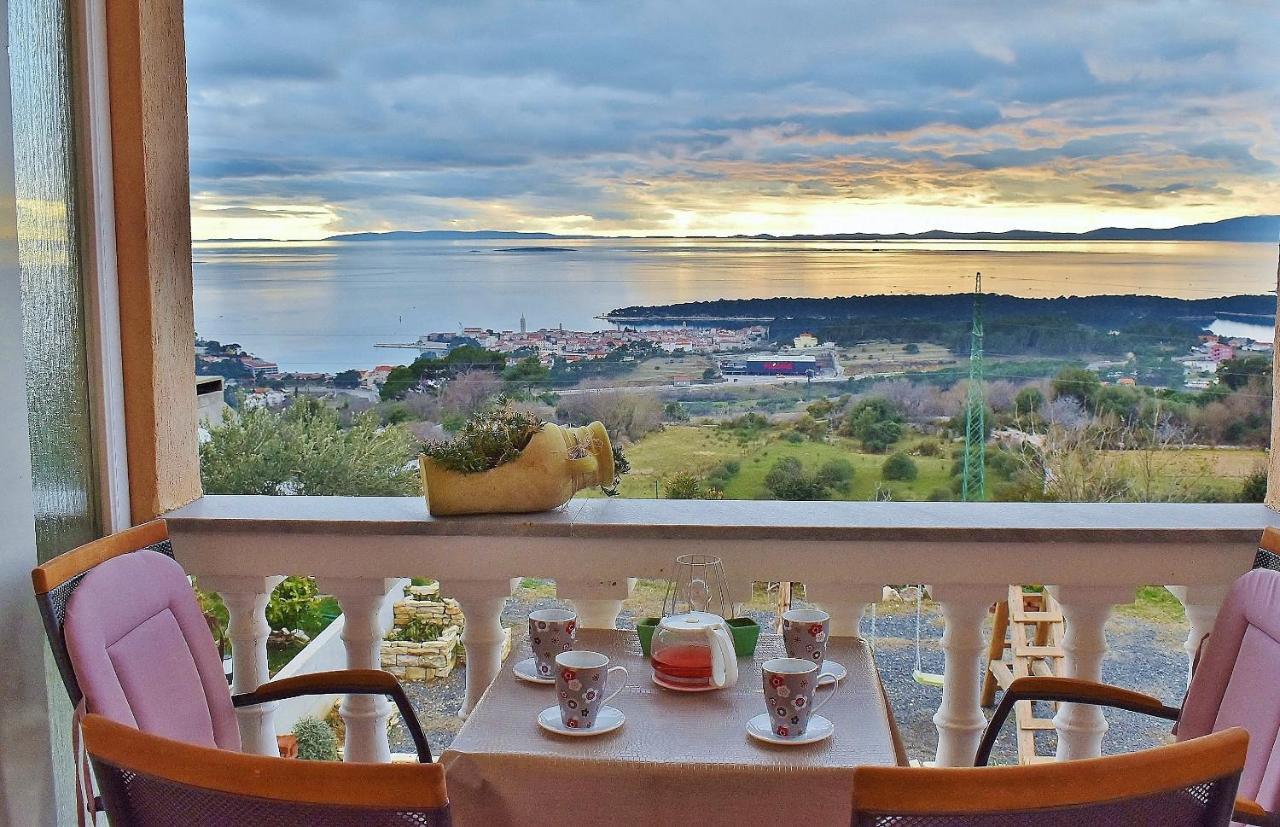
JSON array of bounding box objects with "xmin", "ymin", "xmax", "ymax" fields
[
  {"xmin": 33, "ymin": 521, "xmax": 440, "ymax": 822},
  {"xmin": 976, "ymin": 566, "xmax": 1280, "ymax": 827}
]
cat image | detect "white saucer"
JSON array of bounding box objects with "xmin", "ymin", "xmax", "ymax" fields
[
  {"xmin": 651, "ymin": 672, "xmax": 719, "ymax": 693},
  {"xmin": 818, "ymin": 660, "xmax": 847, "ymax": 684},
  {"xmin": 513, "ymin": 657, "xmax": 555, "ymax": 684},
  {"xmin": 746, "ymin": 713, "xmax": 833, "ymax": 745},
  {"xmin": 537, "ymin": 705, "xmax": 625, "ymax": 736}
]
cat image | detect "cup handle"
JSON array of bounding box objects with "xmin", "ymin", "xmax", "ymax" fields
[
  {"xmin": 603, "ymin": 666, "xmax": 629, "ymax": 706},
  {"xmin": 810, "ymin": 671, "xmax": 840, "ymax": 715}
]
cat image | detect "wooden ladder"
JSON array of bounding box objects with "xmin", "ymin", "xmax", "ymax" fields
[{"xmin": 981, "ymin": 586, "xmax": 1065, "ymax": 764}]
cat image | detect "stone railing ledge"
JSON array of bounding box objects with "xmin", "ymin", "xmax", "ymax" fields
[{"xmin": 166, "ymin": 495, "xmax": 1280, "ymax": 545}]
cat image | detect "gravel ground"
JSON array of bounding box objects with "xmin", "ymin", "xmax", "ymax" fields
[{"xmin": 390, "ymin": 589, "xmax": 1188, "ymax": 764}]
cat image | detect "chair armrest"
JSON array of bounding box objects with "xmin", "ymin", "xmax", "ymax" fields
[
  {"xmin": 1235, "ymin": 798, "xmax": 1280, "ymax": 827},
  {"xmin": 233, "ymin": 669, "xmax": 432, "ymax": 763},
  {"xmin": 974, "ymin": 676, "xmax": 1180, "ymax": 766}
]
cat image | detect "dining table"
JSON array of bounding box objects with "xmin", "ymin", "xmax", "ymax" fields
[{"xmin": 440, "ymin": 628, "xmax": 905, "ymax": 826}]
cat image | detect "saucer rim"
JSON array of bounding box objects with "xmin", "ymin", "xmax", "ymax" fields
[
  {"xmin": 746, "ymin": 712, "xmax": 834, "ymax": 745},
  {"xmin": 537, "ymin": 704, "xmax": 625, "ymax": 737},
  {"xmin": 818, "ymin": 659, "xmax": 848, "ymax": 684},
  {"xmin": 513, "ymin": 656, "xmax": 556, "ymax": 684}
]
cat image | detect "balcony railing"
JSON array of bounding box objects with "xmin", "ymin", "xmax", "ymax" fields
[{"xmin": 166, "ymin": 496, "xmax": 1276, "ymax": 765}]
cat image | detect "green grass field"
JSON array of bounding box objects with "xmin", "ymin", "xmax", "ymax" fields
[
  {"xmin": 616, "ymin": 355, "xmax": 716, "ymax": 386},
  {"xmin": 587, "ymin": 424, "xmax": 952, "ymax": 500},
  {"xmin": 585, "ymin": 424, "xmax": 1262, "ymax": 502}
]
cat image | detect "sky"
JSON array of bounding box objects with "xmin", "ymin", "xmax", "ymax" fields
[{"xmin": 184, "ymin": 1, "xmax": 1280, "ymax": 240}]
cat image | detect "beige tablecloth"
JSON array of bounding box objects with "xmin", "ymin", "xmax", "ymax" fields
[{"xmin": 441, "ymin": 629, "xmax": 902, "ymax": 826}]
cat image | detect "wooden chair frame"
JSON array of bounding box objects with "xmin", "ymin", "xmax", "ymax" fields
[
  {"xmin": 977, "ymin": 673, "xmax": 1274, "ymax": 826},
  {"xmin": 84, "ymin": 714, "xmax": 448, "ymax": 811},
  {"xmin": 854, "ymin": 728, "xmax": 1248, "ymax": 822}
]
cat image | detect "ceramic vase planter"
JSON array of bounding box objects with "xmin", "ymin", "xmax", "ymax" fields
[
  {"xmin": 420, "ymin": 421, "xmax": 616, "ymax": 516},
  {"xmin": 727, "ymin": 617, "xmax": 761, "ymax": 657}
]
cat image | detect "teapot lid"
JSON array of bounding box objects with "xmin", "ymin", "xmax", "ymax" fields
[{"xmin": 659, "ymin": 611, "xmax": 725, "ymax": 630}]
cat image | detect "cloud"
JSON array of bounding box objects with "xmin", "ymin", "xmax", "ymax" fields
[{"xmin": 185, "ymin": 0, "xmax": 1280, "ymax": 238}]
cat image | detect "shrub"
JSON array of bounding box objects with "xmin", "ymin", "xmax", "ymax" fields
[
  {"xmin": 557, "ymin": 387, "xmax": 663, "ymax": 441},
  {"xmin": 784, "ymin": 430, "xmax": 804, "ymax": 443},
  {"xmin": 791, "ymin": 414, "xmax": 828, "ymax": 442},
  {"xmin": 815, "ymin": 459, "xmax": 855, "ymax": 493},
  {"xmin": 840, "ymin": 397, "xmax": 904, "ymax": 452},
  {"xmin": 720, "ymin": 412, "xmax": 769, "ymax": 434},
  {"xmin": 882, "ymin": 452, "xmax": 918, "ymax": 481},
  {"xmin": 986, "ymin": 449, "xmax": 1020, "ymax": 480},
  {"xmin": 663, "ymin": 401, "xmax": 690, "ymax": 422},
  {"xmin": 293, "ymin": 717, "xmax": 339, "ymax": 761},
  {"xmin": 806, "ymin": 398, "xmax": 834, "ymax": 419},
  {"xmin": 421, "ymin": 405, "xmax": 544, "ymax": 473},
  {"xmin": 1013, "ymin": 386, "xmax": 1045, "ymax": 416},
  {"xmin": 763, "ymin": 457, "xmax": 830, "ymax": 500},
  {"xmin": 386, "ymin": 617, "xmax": 446, "ymax": 642},
  {"xmin": 927, "ymin": 487, "xmax": 951, "ymax": 501},
  {"xmin": 914, "ymin": 440, "xmax": 942, "ymax": 457},
  {"xmin": 663, "ymin": 472, "xmax": 704, "ymax": 499},
  {"xmin": 1238, "ymin": 468, "xmax": 1267, "ymax": 503},
  {"xmin": 201, "ymin": 398, "xmax": 419, "ymax": 496},
  {"xmin": 266, "ymin": 576, "xmax": 322, "ymax": 634},
  {"xmin": 705, "ymin": 460, "xmax": 741, "ymax": 492},
  {"xmin": 1051, "ymin": 367, "xmax": 1101, "ymax": 406}
]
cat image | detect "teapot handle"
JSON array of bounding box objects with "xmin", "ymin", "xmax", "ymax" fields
[{"xmin": 705, "ymin": 625, "xmax": 738, "ymax": 688}]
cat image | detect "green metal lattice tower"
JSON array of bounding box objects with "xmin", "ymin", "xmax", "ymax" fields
[{"xmin": 961, "ymin": 271, "xmax": 986, "ymax": 501}]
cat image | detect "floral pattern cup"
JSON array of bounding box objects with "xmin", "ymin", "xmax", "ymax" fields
[
  {"xmin": 761, "ymin": 657, "xmax": 839, "ymax": 738},
  {"xmin": 782, "ymin": 607, "xmax": 830, "ymax": 665},
  {"xmin": 555, "ymin": 650, "xmax": 628, "ymax": 729},
  {"xmin": 529, "ymin": 608, "xmax": 577, "ymax": 678}
]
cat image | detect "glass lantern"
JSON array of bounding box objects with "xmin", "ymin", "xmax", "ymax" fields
[{"xmin": 662, "ymin": 553, "xmax": 730, "ymax": 618}]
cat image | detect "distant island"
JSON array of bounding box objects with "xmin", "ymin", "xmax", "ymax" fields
[
  {"xmin": 607, "ymin": 293, "xmax": 1276, "ymax": 326},
  {"xmin": 316, "ymin": 215, "xmax": 1279, "ymax": 244},
  {"xmin": 324, "ymin": 229, "xmax": 567, "ymax": 241},
  {"xmin": 735, "ymin": 215, "xmax": 1280, "ymax": 243},
  {"xmin": 605, "ymin": 293, "xmax": 1277, "ymax": 360},
  {"xmin": 492, "ymin": 246, "xmax": 578, "ymax": 253}
]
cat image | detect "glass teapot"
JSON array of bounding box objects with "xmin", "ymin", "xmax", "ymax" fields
[{"xmin": 650, "ymin": 611, "xmax": 738, "ymax": 690}]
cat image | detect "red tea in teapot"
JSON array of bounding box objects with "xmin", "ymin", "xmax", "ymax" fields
[
  {"xmin": 651, "ymin": 644, "xmax": 713, "ymax": 688},
  {"xmin": 649, "ymin": 611, "xmax": 739, "ymax": 690}
]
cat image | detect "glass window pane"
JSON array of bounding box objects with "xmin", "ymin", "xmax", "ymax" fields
[{"xmin": 9, "ymin": 0, "xmax": 98, "ymax": 560}]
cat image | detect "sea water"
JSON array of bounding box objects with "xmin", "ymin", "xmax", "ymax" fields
[{"xmin": 192, "ymin": 238, "xmax": 1278, "ymax": 373}]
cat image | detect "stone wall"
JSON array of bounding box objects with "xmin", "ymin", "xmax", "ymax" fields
[
  {"xmin": 382, "ymin": 626, "xmax": 462, "ymax": 681},
  {"xmin": 381, "ymin": 581, "xmax": 511, "ymax": 681},
  {"xmin": 393, "ymin": 582, "xmax": 465, "ymax": 628}
]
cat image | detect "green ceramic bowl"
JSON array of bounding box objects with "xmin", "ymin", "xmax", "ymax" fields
[
  {"xmin": 727, "ymin": 617, "xmax": 761, "ymax": 657},
  {"xmin": 636, "ymin": 617, "xmax": 661, "ymax": 656}
]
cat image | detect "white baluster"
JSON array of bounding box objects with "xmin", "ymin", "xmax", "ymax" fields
[
  {"xmin": 448, "ymin": 579, "xmax": 518, "ymax": 716},
  {"xmin": 931, "ymin": 583, "xmax": 1004, "ymax": 767},
  {"xmin": 205, "ymin": 574, "xmax": 283, "ymax": 756},
  {"xmin": 319, "ymin": 577, "xmax": 397, "ymax": 763},
  {"xmin": 1167, "ymin": 584, "xmax": 1229, "ymax": 685},
  {"xmin": 804, "ymin": 582, "xmax": 883, "ymax": 638},
  {"xmin": 562, "ymin": 577, "xmax": 636, "ymax": 628},
  {"xmin": 1050, "ymin": 584, "xmax": 1133, "ymax": 761}
]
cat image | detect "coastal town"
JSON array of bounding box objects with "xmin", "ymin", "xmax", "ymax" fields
[
  {"xmin": 196, "ymin": 312, "xmax": 1271, "ymax": 414},
  {"xmin": 375, "ymin": 317, "xmax": 772, "ymax": 363}
]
